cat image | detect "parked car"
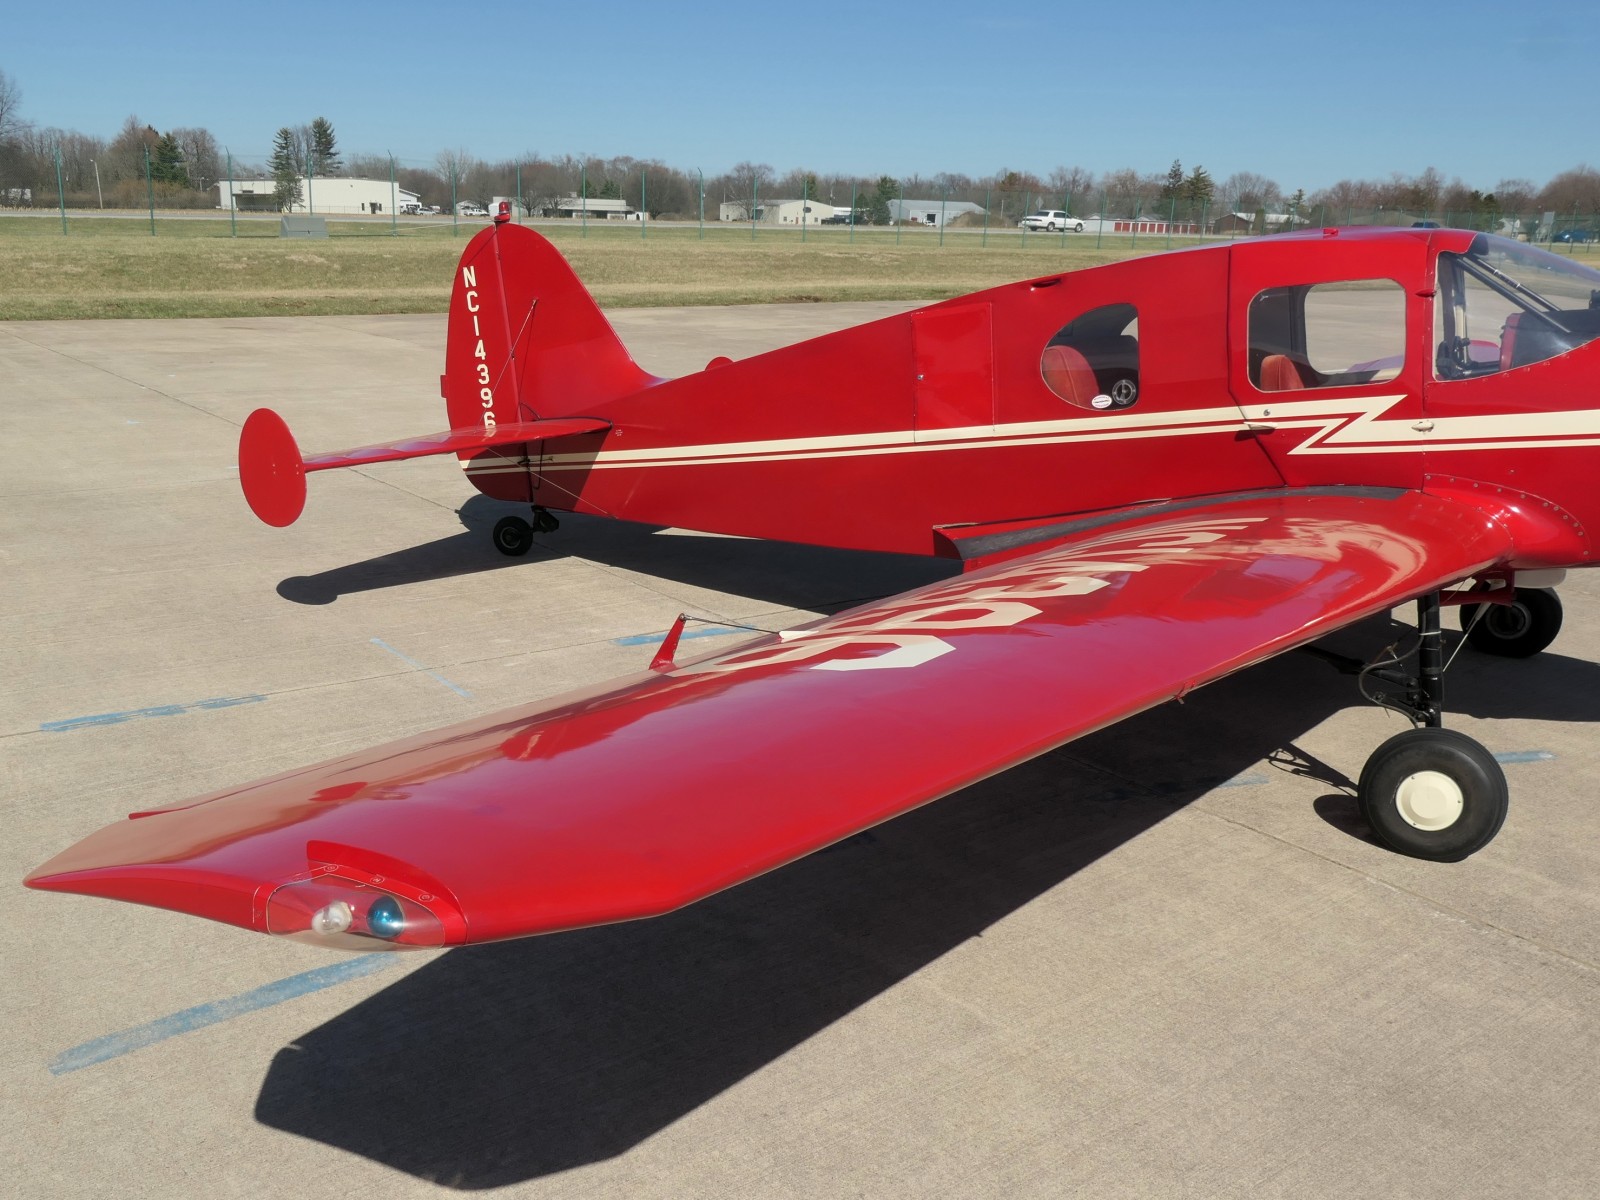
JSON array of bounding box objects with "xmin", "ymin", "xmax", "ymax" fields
[
  {"xmin": 458, "ymin": 203, "xmax": 489, "ymax": 218},
  {"xmin": 820, "ymin": 211, "xmax": 865, "ymax": 225},
  {"xmin": 1410, "ymin": 220, "xmax": 1441, "ymax": 228},
  {"xmin": 1553, "ymin": 228, "xmax": 1596, "ymax": 243},
  {"xmin": 1020, "ymin": 209, "xmax": 1085, "ymax": 233}
]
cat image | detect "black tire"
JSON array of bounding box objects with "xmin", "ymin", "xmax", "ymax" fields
[
  {"xmin": 1072, "ymin": 221, "xmax": 1084, "ymax": 233},
  {"xmin": 1046, "ymin": 222, "xmax": 1058, "ymax": 232},
  {"xmin": 492, "ymin": 515, "xmax": 534, "ymax": 557},
  {"xmin": 1457, "ymin": 587, "xmax": 1562, "ymax": 658},
  {"xmin": 1358, "ymin": 727, "xmax": 1508, "ymax": 862}
]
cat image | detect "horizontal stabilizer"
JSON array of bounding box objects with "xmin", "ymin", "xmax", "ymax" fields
[{"xmin": 238, "ymin": 407, "xmax": 610, "ymax": 527}]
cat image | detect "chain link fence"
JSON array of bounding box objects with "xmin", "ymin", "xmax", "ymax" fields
[{"xmin": 3, "ymin": 145, "xmax": 1596, "ymax": 257}]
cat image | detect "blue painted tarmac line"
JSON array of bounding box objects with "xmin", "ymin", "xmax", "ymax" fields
[
  {"xmin": 40, "ymin": 695, "xmax": 265, "ymax": 733},
  {"xmin": 614, "ymin": 625, "xmax": 752, "ymax": 647},
  {"xmin": 370, "ymin": 637, "xmax": 473, "ymax": 699},
  {"xmin": 49, "ymin": 956, "xmax": 397, "ymax": 1076},
  {"xmin": 1494, "ymin": 750, "xmax": 1555, "ymax": 764}
]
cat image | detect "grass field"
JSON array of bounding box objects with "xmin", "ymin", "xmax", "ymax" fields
[
  {"xmin": 2, "ymin": 212, "xmax": 1594, "ymax": 321},
  {"xmin": 0, "ymin": 213, "xmax": 1198, "ymax": 320}
]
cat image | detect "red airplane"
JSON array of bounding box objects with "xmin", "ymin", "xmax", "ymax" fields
[{"xmin": 28, "ymin": 204, "xmax": 1600, "ymax": 952}]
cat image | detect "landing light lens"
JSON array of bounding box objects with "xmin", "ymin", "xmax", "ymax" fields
[
  {"xmin": 310, "ymin": 900, "xmax": 354, "ymax": 935},
  {"xmin": 368, "ymin": 896, "xmax": 406, "ymax": 939}
]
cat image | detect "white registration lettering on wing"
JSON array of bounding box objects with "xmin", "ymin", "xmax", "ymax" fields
[{"xmin": 684, "ymin": 518, "xmax": 1266, "ymax": 674}]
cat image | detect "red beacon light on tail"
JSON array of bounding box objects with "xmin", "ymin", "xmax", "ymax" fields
[{"xmin": 494, "ymin": 201, "xmax": 511, "ymax": 224}]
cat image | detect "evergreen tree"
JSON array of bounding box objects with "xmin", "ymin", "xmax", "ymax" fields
[
  {"xmin": 1183, "ymin": 165, "xmax": 1214, "ymax": 222},
  {"xmin": 150, "ymin": 131, "xmax": 185, "ymax": 185},
  {"xmin": 597, "ymin": 177, "xmax": 621, "ymax": 200},
  {"xmin": 309, "ymin": 117, "xmax": 340, "ymax": 176},
  {"xmin": 870, "ymin": 175, "xmax": 897, "ymax": 225},
  {"xmin": 269, "ymin": 126, "xmax": 302, "ymax": 212},
  {"xmin": 1161, "ymin": 159, "xmax": 1185, "ymax": 203}
]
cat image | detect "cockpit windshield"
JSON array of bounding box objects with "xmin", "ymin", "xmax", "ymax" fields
[{"xmin": 1435, "ymin": 234, "xmax": 1600, "ymax": 379}]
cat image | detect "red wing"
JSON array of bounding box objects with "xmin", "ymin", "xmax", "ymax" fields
[{"xmin": 28, "ymin": 488, "xmax": 1511, "ymax": 949}]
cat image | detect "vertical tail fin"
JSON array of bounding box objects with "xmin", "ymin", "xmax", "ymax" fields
[{"xmin": 443, "ymin": 225, "xmax": 661, "ymax": 436}]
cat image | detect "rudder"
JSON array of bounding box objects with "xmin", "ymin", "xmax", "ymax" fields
[{"xmin": 443, "ymin": 224, "xmax": 659, "ymax": 437}]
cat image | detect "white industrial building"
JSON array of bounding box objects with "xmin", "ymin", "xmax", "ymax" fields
[
  {"xmin": 888, "ymin": 198, "xmax": 987, "ymax": 226},
  {"xmin": 719, "ymin": 198, "xmax": 842, "ymax": 224},
  {"xmin": 216, "ymin": 177, "xmax": 421, "ymax": 215},
  {"xmin": 544, "ymin": 195, "xmax": 635, "ymax": 220}
]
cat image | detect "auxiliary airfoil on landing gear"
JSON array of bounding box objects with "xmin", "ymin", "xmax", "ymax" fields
[
  {"xmin": 491, "ymin": 506, "xmax": 561, "ymax": 557},
  {"xmin": 1344, "ymin": 590, "xmax": 1531, "ymax": 861}
]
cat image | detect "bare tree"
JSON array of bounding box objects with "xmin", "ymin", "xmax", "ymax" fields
[
  {"xmin": 1048, "ymin": 165, "xmax": 1095, "ymax": 208},
  {"xmin": 0, "ymin": 68, "xmax": 25, "ymax": 142},
  {"xmin": 719, "ymin": 161, "xmax": 775, "ymax": 217},
  {"xmin": 172, "ymin": 126, "xmax": 220, "ymax": 191},
  {"xmin": 1219, "ymin": 171, "xmax": 1282, "ymax": 212}
]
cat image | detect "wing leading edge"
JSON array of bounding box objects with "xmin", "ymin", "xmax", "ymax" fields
[{"xmin": 27, "ymin": 489, "xmax": 1511, "ymax": 948}]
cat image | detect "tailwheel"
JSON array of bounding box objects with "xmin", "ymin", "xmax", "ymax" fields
[
  {"xmin": 1458, "ymin": 587, "xmax": 1562, "ymax": 658},
  {"xmin": 492, "ymin": 515, "xmax": 534, "ymax": 557},
  {"xmin": 1358, "ymin": 728, "xmax": 1508, "ymax": 862}
]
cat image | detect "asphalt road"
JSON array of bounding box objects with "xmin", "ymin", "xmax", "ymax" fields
[{"xmin": 4, "ymin": 305, "xmax": 1599, "ymax": 1198}]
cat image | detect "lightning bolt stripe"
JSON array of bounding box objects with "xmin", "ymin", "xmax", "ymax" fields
[{"xmin": 459, "ymin": 392, "xmax": 1600, "ymax": 477}]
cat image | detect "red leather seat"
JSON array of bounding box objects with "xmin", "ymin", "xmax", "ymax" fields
[
  {"xmin": 1041, "ymin": 344, "xmax": 1099, "ymax": 408},
  {"xmin": 1259, "ymin": 354, "xmax": 1314, "ymax": 391}
]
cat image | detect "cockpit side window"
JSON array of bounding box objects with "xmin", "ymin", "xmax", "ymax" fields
[
  {"xmin": 1434, "ymin": 235, "xmax": 1600, "ymax": 380},
  {"xmin": 1248, "ymin": 280, "xmax": 1405, "ymax": 391},
  {"xmin": 1041, "ymin": 303, "xmax": 1140, "ymax": 410}
]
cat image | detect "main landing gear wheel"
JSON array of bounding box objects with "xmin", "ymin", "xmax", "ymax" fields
[
  {"xmin": 492, "ymin": 516, "xmax": 534, "ymax": 557},
  {"xmin": 1458, "ymin": 587, "xmax": 1562, "ymax": 658},
  {"xmin": 1358, "ymin": 728, "xmax": 1509, "ymax": 862},
  {"xmin": 1335, "ymin": 590, "xmax": 1509, "ymax": 860}
]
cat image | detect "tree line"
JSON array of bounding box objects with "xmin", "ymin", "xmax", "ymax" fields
[{"xmin": 2, "ymin": 68, "xmax": 1597, "ymax": 224}]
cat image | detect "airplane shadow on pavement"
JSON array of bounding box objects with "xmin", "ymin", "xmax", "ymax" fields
[
  {"xmin": 276, "ymin": 495, "xmax": 955, "ymax": 614},
  {"xmin": 251, "ymin": 611, "xmax": 1600, "ymax": 1189},
  {"xmin": 257, "ymin": 520, "xmax": 1600, "ymax": 1187}
]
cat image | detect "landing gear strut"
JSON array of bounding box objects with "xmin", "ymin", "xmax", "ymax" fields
[{"xmin": 1353, "ymin": 592, "xmax": 1509, "ymax": 861}]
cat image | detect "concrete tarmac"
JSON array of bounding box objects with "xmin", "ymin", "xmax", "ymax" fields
[{"xmin": 4, "ymin": 307, "xmax": 1600, "ymax": 1198}]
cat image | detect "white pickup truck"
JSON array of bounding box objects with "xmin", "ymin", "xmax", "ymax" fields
[{"xmin": 1020, "ymin": 209, "xmax": 1085, "ymax": 232}]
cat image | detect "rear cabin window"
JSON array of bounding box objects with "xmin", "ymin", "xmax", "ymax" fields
[
  {"xmin": 1248, "ymin": 280, "xmax": 1405, "ymax": 391},
  {"xmin": 1041, "ymin": 303, "xmax": 1140, "ymax": 410}
]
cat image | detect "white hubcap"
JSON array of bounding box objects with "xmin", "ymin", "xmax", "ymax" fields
[{"xmin": 1395, "ymin": 770, "xmax": 1466, "ymax": 831}]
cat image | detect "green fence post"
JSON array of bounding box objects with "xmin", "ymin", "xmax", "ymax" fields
[
  {"xmin": 390, "ymin": 154, "xmax": 398, "ymax": 236},
  {"xmin": 145, "ymin": 145, "xmax": 156, "ymax": 236},
  {"xmin": 580, "ymin": 164, "xmax": 587, "ymax": 237},
  {"xmin": 641, "ymin": 169, "xmax": 647, "ymax": 240},
  {"xmin": 982, "ymin": 187, "xmax": 989, "ymax": 248},
  {"xmin": 751, "ymin": 176, "xmax": 758, "ymax": 241},
  {"xmin": 227, "ymin": 149, "xmax": 237, "ymax": 237},
  {"xmin": 939, "ymin": 185, "xmax": 948, "ymax": 247},
  {"xmin": 55, "ymin": 144, "xmax": 67, "ymax": 235},
  {"xmin": 849, "ymin": 181, "xmax": 857, "ymax": 245},
  {"xmin": 802, "ymin": 176, "xmax": 808, "ymax": 244},
  {"xmin": 895, "ymin": 181, "xmax": 903, "ymax": 245},
  {"xmin": 1095, "ymin": 191, "xmax": 1105, "ymax": 249},
  {"xmin": 451, "ymin": 166, "xmax": 459, "ymax": 236},
  {"xmin": 516, "ymin": 163, "xmax": 522, "ymax": 224},
  {"xmin": 306, "ymin": 154, "xmax": 314, "ymax": 216},
  {"xmin": 697, "ymin": 168, "xmax": 704, "ymax": 240}
]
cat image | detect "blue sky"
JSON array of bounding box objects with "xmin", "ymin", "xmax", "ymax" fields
[{"xmin": 8, "ymin": 0, "xmax": 1595, "ymax": 191}]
